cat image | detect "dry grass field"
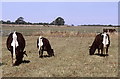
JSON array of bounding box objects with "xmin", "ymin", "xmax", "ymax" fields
[{"xmin": 1, "ymin": 25, "xmax": 118, "ymax": 77}]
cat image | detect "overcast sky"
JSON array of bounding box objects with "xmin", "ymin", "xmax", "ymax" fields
[{"xmin": 2, "ymin": 2, "xmax": 118, "ymax": 25}]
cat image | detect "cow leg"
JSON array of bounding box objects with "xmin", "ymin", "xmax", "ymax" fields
[
  {"xmin": 98, "ymin": 48, "xmax": 100, "ymax": 55},
  {"xmin": 103, "ymin": 47, "xmax": 106, "ymax": 56},
  {"xmin": 106, "ymin": 46, "xmax": 109, "ymax": 56},
  {"xmin": 101, "ymin": 48, "xmax": 104, "ymax": 55},
  {"xmin": 39, "ymin": 50, "xmax": 43, "ymax": 58},
  {"xmin": 103, "ymin": 47, "xmax": 105, "ymax": 54},
  {"xmin": 100, "ymin": 44, "xmax": 104, "ymax": 56},
  {"xmin": 11, "ymin": 54, "xmax": 14, "ymax": 65}
]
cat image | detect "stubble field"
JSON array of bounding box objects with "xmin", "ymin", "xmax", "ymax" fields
[{"xmin": 1, "ymin": 25, "xmax": 118, "ymax": 77}]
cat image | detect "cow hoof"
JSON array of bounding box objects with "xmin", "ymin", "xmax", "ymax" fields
[
  {"xmin": 106, "ymin": 54, "xmax": 109, "ymax": 56},
  {"xmin": 13, "ymin": 63, "xmax": 19, "ymax": 66},
  {"xmin": 39, "ymin": 56, "xmax": 43, "ymax": 58},
  {"xmin": 52, "ymin": 54, "xmax": 55, "ymax": 56},
  {"xmin": 89, "ymin": 54, "xmax": 94, "ymax": 55}
]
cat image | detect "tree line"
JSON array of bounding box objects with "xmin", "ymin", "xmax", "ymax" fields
[
  {"xmin": 1, "ymin": 17, "xmax": 118, "ymax": 27},
  {"xmin": 0, "ymin": 17, "xmax": 65, "ymax": 26},
  {"xmin": 80, "ymin": 24, "xmax": 113, "ymax": 27}
]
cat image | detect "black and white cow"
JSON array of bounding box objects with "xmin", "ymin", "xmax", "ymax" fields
[
  {"xmin": 103, "ymin": 29, "xmax": 117, "ymax": 33},
  {"xmin": 6, "ymin": 31, "xmax": 26, "ymax": 66},
  {"xmin": 89, "ymin": 32, "xmax": 110, "ymax": 56},
  {"xmin": 37, "ymin": 36, "xmax": 54, "ymax": 58}
]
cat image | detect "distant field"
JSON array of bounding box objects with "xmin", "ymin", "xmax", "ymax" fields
[
  {"xmin": 2, "ymin": 24, "xmax": 118, "ymax": 36},
  {"xmin": 1, "ymin": 24, "xmax": 118, "ymax": 77}
]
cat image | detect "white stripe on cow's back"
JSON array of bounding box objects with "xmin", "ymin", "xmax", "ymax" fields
[
  {"xmin": 11, "ymin": 32, "xmax": 19, "ymax": 47},
  {"xmin": 102, "ymin": 32, "xmax": 109, "ymax": 47},
  {"xmin": 11, "ymin": 31, "xmax": 19, "ymax": 63},
  {"xmin": 38, "ymin": 36, "xmax": 43, "ymax": 50}
]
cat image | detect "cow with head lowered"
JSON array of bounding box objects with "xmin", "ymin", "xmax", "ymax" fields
[
  {"xmin": 37, "ymin": 36, "xmax": 54, "ymax": 58},
  {"xmin": 6, "ymin": 31, "xmax": 27, "ymax": 66},
  {"xmin": 89, "ymin": 32, "xmax": 110, "ymax": 56}
]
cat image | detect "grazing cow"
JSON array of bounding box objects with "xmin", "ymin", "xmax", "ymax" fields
[
  {"xmin": 103, "ymin": 29, "xmax": 117, "ymax": 33},
  {"xmin": 37, "ymin": 36, "xmax": 54, "ymax": 58},
  {"xmin": 6, "ymin": 31, "xmax": 26, "ymax": 66},
  {"xmin": 89, "ymin": 32, "xmax": 110, "ymax": 56}
]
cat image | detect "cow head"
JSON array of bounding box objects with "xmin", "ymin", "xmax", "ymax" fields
[
  {"xmin": 13, "ymin": 49, "xmax": 22, "ymax": 66},
  {"xmin": 12, "ymin": 49, "xmax": 27, "ymax": 66},
  {"xmin": 89, "ymin": 45, "xmax": 96, "ymax": 55},
  {"xmin": 48, "ymin": 49, "xmax": 54, "ymax": 57}
]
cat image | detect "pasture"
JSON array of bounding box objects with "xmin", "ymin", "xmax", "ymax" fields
[{"xmin": 1, "ymin": 25, "xmax": 118, "ymax": 77}]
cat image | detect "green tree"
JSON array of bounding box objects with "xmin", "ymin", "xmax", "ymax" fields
[
  {"xmin": 15, "ymin": 17, "xmax": 26, "ymax": 24},
  {"xmin": 54, "ymin": 17, "xmax": 65, "ymax": 25},
  {"xmin": 6, "ymin": 20, "xmax": 11, "ymax": 24}
]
